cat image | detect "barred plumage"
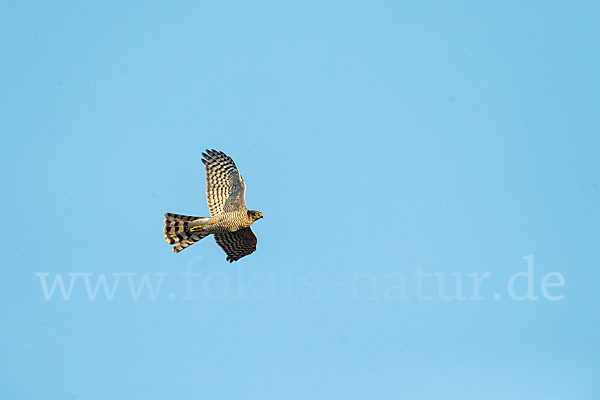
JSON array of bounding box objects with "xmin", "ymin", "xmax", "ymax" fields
[
  {"xmin": 163, "ymin": 150, "xmax": 263, "ymax": 262},
  {"xmin": 215, "ymin": 228, "xmax": 258, "ymax": 262},
  {"xmin": 202, "ymin": 150, "xmax": 246, "ymax": 216}
]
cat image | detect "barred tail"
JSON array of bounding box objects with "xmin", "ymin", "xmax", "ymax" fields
[{"xmin": 164, "ymin": 213, "xmax": 210, "ymax": 253}]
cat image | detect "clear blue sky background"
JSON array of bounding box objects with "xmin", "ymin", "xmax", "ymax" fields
[{"xmin": 1, "ymin": 1, "xmax": 599, "ymax": 399}]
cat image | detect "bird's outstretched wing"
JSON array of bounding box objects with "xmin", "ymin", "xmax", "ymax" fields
[
  {"xmin": 214, "ymin": 228, "xmax": 257, "ymax": 262},
  {"xmin": 202, "ymin": 149, "xmax": 246, "ymax": 216}
]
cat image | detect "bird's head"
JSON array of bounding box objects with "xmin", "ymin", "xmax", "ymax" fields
[{"xmin": 248, "ymin": 210, "xmax": 263, "ymax": 221}]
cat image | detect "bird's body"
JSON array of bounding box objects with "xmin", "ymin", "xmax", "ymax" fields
[
  {"xmin": 163, "ymin": 150, "xmax": 263, "ymax": 262},
  {"xmin": 187, "ymin": 210, "xmax": 256, "ymax": 234}
]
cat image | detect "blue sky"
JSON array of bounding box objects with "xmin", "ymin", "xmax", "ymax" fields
[{"xmin": 1, "ymin": 1, "xmax": 599, "ymax": 399}]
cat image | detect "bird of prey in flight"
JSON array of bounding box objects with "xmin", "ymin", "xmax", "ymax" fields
[{"xmin": 164, "ymin": 149, "xmax": 263, "ymax": 262}]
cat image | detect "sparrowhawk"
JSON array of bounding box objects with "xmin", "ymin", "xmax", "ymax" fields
[{"xmin": 164, "ymin": 149, "xmax": 263, "ymax": 262}]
